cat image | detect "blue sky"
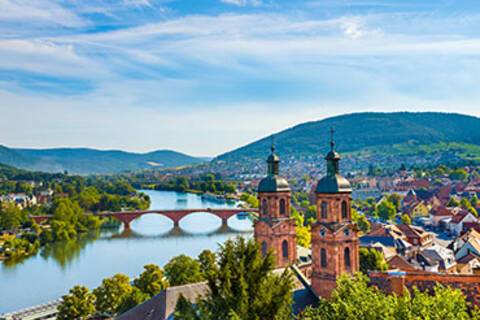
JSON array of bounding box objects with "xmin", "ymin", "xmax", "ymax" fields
[{"xmin": 1, "ymin": 0, "xmax": 480, "ymax": 156}]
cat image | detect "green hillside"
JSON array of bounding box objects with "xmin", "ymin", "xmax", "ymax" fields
[
  {"xmin": 216, "ymin": 112, "xmax": 480, "ymax": 167},
  {"xmin": 0, "ymin": 146, "xmax": 205, "ymax": 175}
]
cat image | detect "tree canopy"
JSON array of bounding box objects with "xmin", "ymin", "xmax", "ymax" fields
[{"xmin": 174, "ymin": 237, "xmax": 294, "ymax": 320}]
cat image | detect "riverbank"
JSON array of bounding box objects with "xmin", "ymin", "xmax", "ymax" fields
[{"xmin": 0, "ymin": 190, "xmax": 252, "ymax": 314}]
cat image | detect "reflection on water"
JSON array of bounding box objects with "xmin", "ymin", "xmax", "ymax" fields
[{"xmin": 0, "ymin": 190, "xmax": 253, "ymax": 313}]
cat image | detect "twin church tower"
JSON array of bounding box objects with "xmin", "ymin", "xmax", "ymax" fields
[{"xmin": 253, "ymin": 131, "xmax": 359, "ymax": 298}]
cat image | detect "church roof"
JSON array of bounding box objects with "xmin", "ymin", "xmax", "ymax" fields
[
  {"xmin": 258, "ymin": 137, "xmax": 290, "ymax": 193},
  {"xmin": 258, "ymin": 175, "xmax": 290, "ymax": 193},
  {"xmin": 316, "ymin": 174, "xmax": 352, "ymax": 194},
  {"xmin": 316, "ymin": 129, "xmax": 351, "ymax": 194}
]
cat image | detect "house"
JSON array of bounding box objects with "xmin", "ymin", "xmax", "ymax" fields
[
  {"xmin": 448, "ymin": 211, "xmax": 478, "ymax": 236},
  {"xmin": 417, "ymin": 245, "xmax": 457, "ymax": 273},
  {"xmin": 387, "ymin": 254, "xmax": 417, "ymax": 272},
  {"xmin": 397, "ymin": 224, "xmax": 434, "ymax": 248},
  {"xmin": 407, "ymin": 201, "xmax": 430, "ymax": 218},
  {"xmin": 429, "ymin": 206, "xmax": 454, "ymax": 227},
  {"xmin": 452, "ymin": 229, "xmax": 480, "ymax": 261},
  {"xmin": 360, "ymin": 224, "xmax": 414, "ymax": 257},
  {"xmin": 456, "ymin": 253, "xmax": 480, "ymax": 275}
]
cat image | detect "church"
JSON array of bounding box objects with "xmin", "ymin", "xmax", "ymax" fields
[{"xmin": 254, "ymin": 132, "xmax": 359, "ymax": 298}]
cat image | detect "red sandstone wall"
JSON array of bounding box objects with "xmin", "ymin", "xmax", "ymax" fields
[{"xmin": 370, "ymin": 272, "xmax": 480, "ymax": 307}]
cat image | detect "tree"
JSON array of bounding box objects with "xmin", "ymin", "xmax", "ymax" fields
[
  {"xmin": 297, "ymin": 274, "xmax": 474, "ymax": 320},
  {"xmin": 471, "ymin": 194, "xmax": 479, "ymax": 208},
  {"xmin": 351, "ymin": 208, "xmax": 371, "ymax": 234},
  {"xmin": 447, "ymin": 196, "xmax": 460, "ymax": 207},
  {"xmin": 376, "ymin": 200, "xmax": 396, "ymax": 222},
  {"xmin": 0, "ymin": 202, "xmax": 25, "ymax": 231},
  {"xmin": 298, "ymin": 273, "xmax": 395, "ymax": 320},
  {"xmin": 359, "ymin": 248, "xmax": 388, "ymax": 274},
  {"xmin": 387, "ymin": 193, "xmax": 403, "ymax": 211},
  {"xmin": 164, "ymin": 254, "xmax": 204, "ymax": 286},
  {"xmin": 57, "ymin": 285, "xmax": 96, "ymax": 320},
  {"xmin": 93, "ymin": 273, "xmax": 132, "ymax": 315},
  {"xmin": 174, "ymin": 237, "xmax": 293, "ymax": 320},
  {"xmin": 401, "ymin": 214, "xmax": 412, "ymax": 225},
  {"xmin": 117, "ymin": 287, "xmax": 150, "ymax": 314},
  {"xmin": 197, "ymin": 250, "xmax": 218, "ymax": 277},
  {"xmin": 450, "ymin": 168, "xmax": 468, "ymax": 181},
  {"xmin": 292, "ymin": 207, "xmax": 311, "ymax": 248},
  {"xmin": 133, "ymin": 264, "xmax": 168, "ymax": 297}
]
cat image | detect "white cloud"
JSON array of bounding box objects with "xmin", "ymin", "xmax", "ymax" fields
[
  {"xmin": 0, "ymin": 0, "xmax": 86, "ymax": 27},
  {"xmin": 123, "ymin": 0, "xmax": 153, "ymax": 7},
  {"xmin": 220, "ymin": 0, "xmax": 262, "ymax": 7}
]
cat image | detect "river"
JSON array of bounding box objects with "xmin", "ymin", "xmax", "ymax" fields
[{"xmin": 0, "ymin": 190, "xmax": 253, "ymax": 313}]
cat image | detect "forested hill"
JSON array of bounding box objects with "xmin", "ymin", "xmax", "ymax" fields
[
  {"xmin": 216, "ymin": 112, "xmax": 480, "ymax": 166},
  {"xmin": 0, "ymin": 146, "xmax": 204, "ymax": 175}
]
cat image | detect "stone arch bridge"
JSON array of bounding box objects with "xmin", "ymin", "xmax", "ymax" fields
[{"xmin": 30, "ymin": 208, "xmax": 258, "ymax": 229}]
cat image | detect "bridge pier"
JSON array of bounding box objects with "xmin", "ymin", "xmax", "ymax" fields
[
  {"xmin": 123, "ymin": 221, "xmax": 131, "ymax": 230},
  {"xmin": 173, "ymin": 221, "xmax": 180, "ymax": 228},
  {"xmin": 221, "ymin": 218, "xmax": 228, "ymax": 226}
]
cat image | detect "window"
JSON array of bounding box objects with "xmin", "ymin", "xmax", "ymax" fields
[
  {"xmin": 262, "ymin": 199, "xmax": 268, "ymax": 216},
  {"xmin": 341, "ymin": 201, "xmax": 348, "ymax": 219},
  {"xmin": 261, "ymin": 241, "xmax": 267, "ymax": 257},
  {"xmin": 279, "ymin": 199, "xmax": 286, "ymax": 215},
  {"xmin": 321, "ymin": 202, "xmax": 328, "ymax": 219},
  {"xmin": 344, "ymin": 247, "xmax": 351, "ymax": 268},
  {"xmin": 321, "ymin": 248, "xmax": 327, "ymax": 268},
  {"xmin": 282, "ymin": 240, "xmax": 289, "ymax": 259}
]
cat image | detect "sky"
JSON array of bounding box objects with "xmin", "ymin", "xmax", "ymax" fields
[{"xmin": 1, "ymin": 0, "xmax": 480, "ymax": 156}]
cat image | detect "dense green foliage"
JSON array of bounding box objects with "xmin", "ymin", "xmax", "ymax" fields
[
  {"xmin": 359, "ymin": 248, "xmax": 388, "ymax": 274},
  {"xmin": 93, "ymin": 273, "xmax": 133, "ymax": 315},
  {"xmin": 150, "ymin": 173, "xmax": 236, "ymax": 194},
  {"xmin": 174, "ymin": 237, "xmax": 294, "ymax": 320},
  {"xmin": 0, "ymin": 146, "xmax": 204, "ymax": 174},
  {"xmin": 57, "ymin": 286, "xmax": 96, "ymax": 320},
  {"xmin": 133, "ymin": 264, "xmax": 169, "ymax": 297},
  {"xmin": 164, "ymin": 254, "xmax": 205, "ymax": 286},
  {"xmin": 298, "ymin": 273, "xmax": 480, "ymax": 320},
  {"xmin": 0, "ymin": 164, "xmax": 150, "ymax": 260}
]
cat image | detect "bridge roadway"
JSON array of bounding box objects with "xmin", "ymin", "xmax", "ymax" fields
[{"xmin": 30, "ymin": 208, "xmax": 258, "ymax": 229}]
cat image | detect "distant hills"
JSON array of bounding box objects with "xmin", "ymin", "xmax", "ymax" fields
[
  {"xmin": 216, "ymin": 112, "xmax": 480, "ymax": 172},
  {"xmin": 0, "ymin": 145, "xmax": 205, "ymax": 175}
]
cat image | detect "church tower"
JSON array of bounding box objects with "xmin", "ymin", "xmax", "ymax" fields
[
  {"xmin": 311, "ymin": 129, "xmax": 359, "ymax": 298},
  {"xmin": 254, "ymin": 139, "xmax": 297, "ymax": 267}
]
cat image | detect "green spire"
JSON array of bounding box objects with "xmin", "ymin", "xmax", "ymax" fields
[
  {"xmin": 267, "ymin": 135, "xmax": 279, "ymax": 176},
  {"xmin": 326, "ymin": 127, "xmax": 340, "ymax": 176}
]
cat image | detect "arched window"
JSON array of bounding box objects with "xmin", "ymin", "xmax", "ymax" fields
[
  {"xmin": 261, "ymin": 241, "xmax": 267, "ymax": 257},
  {"xmin": 341, "ymin": 201, "xmax": 348, "ymax": 219},
  {"xmin": 279, "ymin": 199, "xmax": 286, "ymax": 215},
  {"xmin": 262, "ymin": 199, "xmax": 268, "ymax": 216},
  {"xmin": 321, "ymin": 248, "xmax": 327, "ymax": 268},
  {"xmin": 321, "ymin": 202, "xmax": 328, "ymax": 219},
  {"xmin": 282, "ymin": 240, "xmax": 288, "ymax": 258},
  {"xmin": 344, "ymin": 247, "xmax": 351, "ymax": 268}
]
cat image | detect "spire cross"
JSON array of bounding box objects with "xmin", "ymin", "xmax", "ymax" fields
[{"xmin": 329, "ymin": 127, "xmax": 335, "ymax": 151}]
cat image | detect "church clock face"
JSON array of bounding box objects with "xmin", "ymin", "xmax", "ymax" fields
[{"xmin": 319, "ymin": 230, "xmax": 326, "ymax": 237}]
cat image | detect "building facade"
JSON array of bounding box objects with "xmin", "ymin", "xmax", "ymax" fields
[
  {"xmin": 311, "ymin": 133, "xmax": 360, "ymax": 298},
  {"xmin": 254, "ymin": 142, "xmax": 297, "ymax": 268}
]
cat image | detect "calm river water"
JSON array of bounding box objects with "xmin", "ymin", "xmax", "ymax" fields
[{"xmin": 0, "ymin": 190, "xmax": 253, "ymax": 313}]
